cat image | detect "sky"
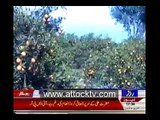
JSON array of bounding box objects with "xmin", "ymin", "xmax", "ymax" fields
[
  {"xmin": 23, "ymin": 6, "xmax": 129, "ymax": 43},
  {"xmin": 51, "ymin": 6, "xmax": 128, "ymax": 43}
]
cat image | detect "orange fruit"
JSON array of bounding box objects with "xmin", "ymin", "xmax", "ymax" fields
[
  {"xmin": 28, "ymin": 67, "xmax": 32, "ymax": 71},
  {"xmin": 44, "ymin": 14, "xmax": 49, "ymax": 19},
  {"xmin": 26, "ymin": 40, "xmax": 31, "ymax": 46},
  {"xmin": 127, "ymin": 82, "xmax": 131, "ymax": 86},
  {"xmin": 49, "ymin": 75, "xmax": 54, "ymax": 79},
  {"xmin": 16, "ymin": 58, "xmax": 21, "ymax": 64},
  {"xmin": 124, "ymin": 80, "xmax": 128, "ymax": 83},
  {"xmin": 21, "ymin": 51, "xmax": 26, "ymax": 57},
  {"xmin": 31, "ymin": 58, "xmax": 36, "ymax": 64},
  {"xmin": 21, "ymin": 68, "xmax": 25, "ymax": 72},
  {"xmin": 13, "ymin": 26, "xmax": 16, "ymax": 31},
  {"xmin": 17, "ymin": 65, "xmax": 22, "ymax": 71}
]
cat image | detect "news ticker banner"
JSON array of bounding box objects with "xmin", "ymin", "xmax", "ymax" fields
[{"xmin": 14, "ymin": 89, "xmax": 145, "ymax": 112}]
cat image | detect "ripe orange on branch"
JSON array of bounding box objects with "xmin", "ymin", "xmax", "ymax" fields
[
  {"xmin": 49, "ymin": 75, "xmax": 54, "ymax": 79},
  {"xmin": 44, "ymin": 14, "xmax": 49, "ymax": 20},
  {"xmin": 21, "ymin": 51, "xmax": 27, "ymax": 57},
  {"xmin": 127, "ymin": 66, "xmax": 131, "ymax": 69},
  {"xmin": 16, "ymin": 58, "xmax": 22, "ymax": 64},
  {"xmin": 16, "ymin": 65, "xmax": 22, "ymax": 71},
  {"xmin": 13, "ymin": 26, "xmax": 16, "ymax": 31},
  {"xmin": 43, "ymin": 14, "xmax": 50, "ymax": 24},
  {"xmin": 21, "ymin": 68, "xmax": 25, "ymax": 72},
  {"xmin": 31, "ymin": 58, "xmax": 36, "ymax": 64},
  {"xmin": 127, "ymin": 82, "xmax": 131, "ymax": 86},
  {"xmin": 26, "ymin": 40, "xmax": 32, "ymax": 46}
]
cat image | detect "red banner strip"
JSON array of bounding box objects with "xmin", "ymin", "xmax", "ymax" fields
[
  {"xmin": 14, "ymin": 90, "xmax": 34, "ymax": 98},
  {"xmin": 121, "ymin": 97, "xmax": 143, "ymax": 102},
  {"xmin": 14, "ymin": 99, "xmax": 124, "ymax": 110}
]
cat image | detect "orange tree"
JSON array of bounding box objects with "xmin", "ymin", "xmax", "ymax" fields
[
  {"xmin": 61, "ymin": 34, "xmax": 145, "ymax": 89},
  {"xmin": 13, "ymin": 6, "xmax": 66, "ymax": 90}
]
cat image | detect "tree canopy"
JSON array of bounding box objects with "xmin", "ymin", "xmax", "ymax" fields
[{"xmin": 110, "ymin": 6, "xmax": 145, "ymax": 38}]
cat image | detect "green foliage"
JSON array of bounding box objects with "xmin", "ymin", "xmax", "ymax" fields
[
  {"xmin": 13, "ymin": 6, "xmax": 145, "ymax": 90},
  {"xmin": 13, "ymin": 6, "xmax": 65, "ymax": 90},
  {"xmin": 110, "ymin": 6, "xmax": 145, "ymax": 38}
]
